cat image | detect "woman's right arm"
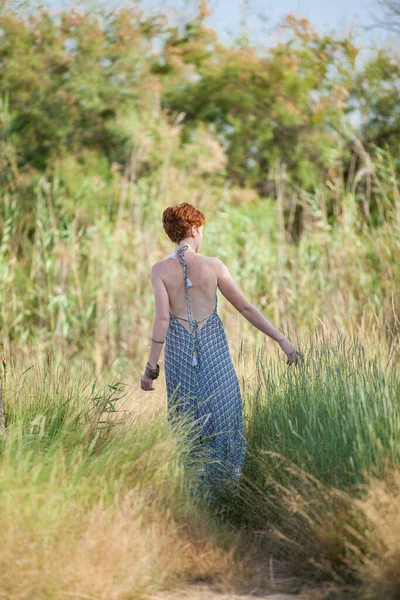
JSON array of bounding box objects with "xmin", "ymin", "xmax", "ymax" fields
[{"xmin": 215, "ymin": 258, "xmax": 301, "ymax": 365}]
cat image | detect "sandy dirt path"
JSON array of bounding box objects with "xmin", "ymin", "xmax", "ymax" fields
[{"xmin": 151, "ymin": 585, "xmax": 298, "ymax": 599}]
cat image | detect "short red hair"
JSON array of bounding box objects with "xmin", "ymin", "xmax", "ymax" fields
[{"xmin": 162, "ymin": 202, "xmax": 206, "ymax": 243}]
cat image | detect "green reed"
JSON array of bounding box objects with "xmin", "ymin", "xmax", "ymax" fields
[{"xmin": 240, "ymin": 330, "xmax": 400, "ymax": 493}]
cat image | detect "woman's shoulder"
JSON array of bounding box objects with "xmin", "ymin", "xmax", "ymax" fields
[
  {"xmin": 195, "ymin": 254, "xmax": 225, "ymax": 269},
  {"xmin": 205, "ymin": 255, "xmax": 225, "ymax": 269}
]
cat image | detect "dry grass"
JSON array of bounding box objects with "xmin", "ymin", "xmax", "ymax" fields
[
  {"xmin": 236, "ymin": 457, "xmax": 364, "ymax": 589},
  {"xmin": 355, "ymin": 472, "xmax": 400, "ymax": 600},
  {"xmin": 230, "ymin": 460, "xmax": 400, "ymax": 599},
  {"xmin": 0, "ymin": 489, "xmax": 240, "ymax": 600}
]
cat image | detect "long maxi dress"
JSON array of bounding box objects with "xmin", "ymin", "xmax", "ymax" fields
[{"xmin": 164, "ymin": 245, "xmax": 246, "ymax": 492}]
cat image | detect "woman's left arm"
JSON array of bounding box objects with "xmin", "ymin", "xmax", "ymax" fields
[{"xmin": 141, "ymin": 264, "xmax": 170, "ymax": 391}]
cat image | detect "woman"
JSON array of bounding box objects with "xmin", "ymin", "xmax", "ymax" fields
[{"xmin": 141, "ymin": 203, "xmax": 301, "ymax": 492}]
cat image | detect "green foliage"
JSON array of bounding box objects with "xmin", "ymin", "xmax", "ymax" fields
[
  {"xmin": 0, "ymin": 4, "xmax": 163, "ymax": 171},
  {"xmin": 164, "ymin": 16, "xmax": 361, "ymax": 191},
  {"xmin": 351, "ymin": 49, "xmax": 400, "ymax": 151},
  {"xmin": 0, "ymin": 3, "xmax": 399, "ymax": 196}
]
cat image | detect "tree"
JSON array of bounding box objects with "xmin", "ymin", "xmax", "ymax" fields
[
  {"xmin": 0, "ymin": 4, "xmax": 164, "ymax": 171},
  {"xmin": 370, "ymin": 1, "xmax": 400, "ymax": 35},
  {"xmin": 163, "ymin": 16, "xmax": 359, "ymax": 192}
]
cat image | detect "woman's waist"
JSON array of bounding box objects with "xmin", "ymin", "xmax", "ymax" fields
[
  {"xmin": 169, "ymin": 310, "xmax": 217, "ymax": 324},
  {"xmin": 166, "ymin": 312, "xmax": 223, "ymax": 342}
]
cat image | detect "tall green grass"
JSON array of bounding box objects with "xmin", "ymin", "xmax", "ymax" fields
[
  {"xmin": 241, "ymin": 328, "xmax": 400, "ymax": 490},
  {"xmin": 216, "ymin": 323, "xmax": 400, "ymax": 595}
]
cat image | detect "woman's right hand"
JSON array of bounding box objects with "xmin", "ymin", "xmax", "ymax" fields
[
  {"xmin": 140, "ymin": 373, "xmax": 155, "ymax": 391},
  {"xmin": 279, "ymin": 339, "xmax": 302, "ymax": 366}
]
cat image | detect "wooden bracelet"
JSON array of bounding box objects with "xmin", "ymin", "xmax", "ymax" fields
[
  {"xmin": 145, "ymin": 367, "xmax": 159, "ymax": 380},
  {"xmin": 145, "ymin": 362, "xmax": 160, "ymax": 379}
]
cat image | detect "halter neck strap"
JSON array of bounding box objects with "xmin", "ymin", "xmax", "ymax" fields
[
  {"xmin": 176, "ymin": 245, "xmax": 199, "ymax": 366},
  {"xmin": 176, "ymin": 245, "xmax": 194, "ymax": 329},
  {"xmin": 176, "ymin": 245, "xmax": 193, "ymax": 290}
]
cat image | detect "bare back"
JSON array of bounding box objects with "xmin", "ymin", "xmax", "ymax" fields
[
  {"xmin": 159, "ymin": 251, "xmax": 219, "ymax": 332},
  {"xmin": 151, "ymin": 248, "xmax": 250, "ymax": 334}
]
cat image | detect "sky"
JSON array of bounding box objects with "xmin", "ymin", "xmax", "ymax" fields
[
  {"xmin": 140, "ymin": 0, "xmax": 397, "ymax": 47},
  {"xmin": 46, "ymin": 0, "xmax": 397, "ymax": 49}
]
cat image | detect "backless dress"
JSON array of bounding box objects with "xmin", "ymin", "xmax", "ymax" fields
[{"xmin": 164, "ymin": 245, "xmax": 246, "ymax": 491}]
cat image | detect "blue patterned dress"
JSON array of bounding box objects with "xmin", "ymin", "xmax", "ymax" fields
[{"xmin": 164, "ymin": 245, "xmax": 246, "ymax": 492}]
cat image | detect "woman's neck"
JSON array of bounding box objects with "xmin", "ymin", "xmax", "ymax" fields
[{"xmin": 175, "ymin": 241, "xmax": 196, "ymax": 253}]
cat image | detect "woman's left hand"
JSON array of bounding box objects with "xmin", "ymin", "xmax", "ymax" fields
[
  {"xmin": 141, "ymin": 374, "xmax": 155, "ymax": 391},
  {"xmin": 279, "ymin": 339, "xmax": 303, "ymax": 366}
]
